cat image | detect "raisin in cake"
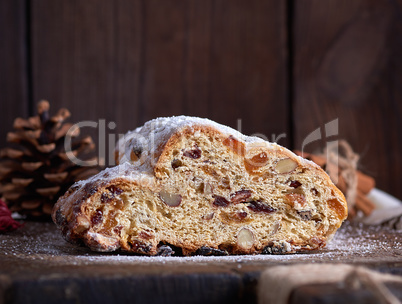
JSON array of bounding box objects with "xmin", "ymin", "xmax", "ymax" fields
[{"xmin": 52, "ymin": 116, "xmax": 347, "ymax": 255}]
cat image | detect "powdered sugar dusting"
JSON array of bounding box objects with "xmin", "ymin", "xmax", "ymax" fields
[
  {"xmin": 73, "ymin": 116, "xmax": 324, "ymax": 196},
  {"xmin": 1, "ymin": 221, "xmax": 400, "ymax": 267},
  {"xmin": 80, "ymin": 116, "xmax": 315, "ymax": 193},
  {"xmin": 66, "ymin": 116, "xmax": 324, "ymax": 194},
  {"xmin": 115, "ymin": 116, "xmax": 271, "ymax": 172},
  {"xmin": 73, "ymin": 162, "xmax": 155, "ymax": 189},
  {"xmin": 129, "ymin": 116, "xmax": 266, "ymax": 146},
  {"xmin": 114, "ymin": 115, "xmax": 321, "ymax": 174}
]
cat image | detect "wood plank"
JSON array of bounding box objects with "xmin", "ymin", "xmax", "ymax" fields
[
  {"xmin": 139, "ymin": 0, "xmax": 188, "ymax": 122},
  {"xmin": 31, "ymin": 0, "xmax": 116, "ymax": 122},
  {"xmin": 182, "ymin": 0, "xmax": 213, "ymax": 119},
  {"xmin": 119, "ymin": 0, "xmax": 289, "ymax": 143},
  {"xmin": 293, "ymin": 0, "xmax": 402, "ymax": 200},
  {"xmin": 31, "ymin": 1, "xmax": 142, "ymax": 166},
  {"xmin": 3, "ymin": 271, "xmax": 244, "ymax": 304},
  {"xmin": 0, "ymin": 0, "xmax": 28, "ymax": 148},
  {"xmin": 208, "ymin": 0, "xmax": 289, "ymax": 145},
  {"xmin": 114, "ymin": 0, "xmax": 143, "ymax": 135}
]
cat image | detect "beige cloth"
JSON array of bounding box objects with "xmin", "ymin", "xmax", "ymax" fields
[{"xmin": 258, "ymin": 264, "xmax": 402, "ymax": 304}]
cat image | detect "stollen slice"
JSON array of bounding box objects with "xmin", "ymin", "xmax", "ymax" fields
[{"xmin": 52, "ymin": 116, "xmax": 347, "ymax": 255}]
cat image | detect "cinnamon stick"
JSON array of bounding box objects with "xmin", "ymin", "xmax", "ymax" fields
[
  {"xmin": 355, "ymin": 190, "xmax": 376, "ymax": 216},
  {"xmin": 357, "ymin": 171, "xmax": 375, "ymax": 195}
]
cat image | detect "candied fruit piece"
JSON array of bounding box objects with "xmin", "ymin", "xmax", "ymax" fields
[
  {"xmin": 247, "ymin": 200, "xmax": 276, "ymax": 214},
  {"xmin": 212, "ymin": 195, "xmax": 230, "ymax": 207},
  {"xmin": 230, "ymin": 189, "xmax": 252, "ymax": 204}
]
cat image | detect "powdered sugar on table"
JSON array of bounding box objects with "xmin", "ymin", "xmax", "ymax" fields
[{"xmin": 1, "ymin": 221, "xmax": 400, "ymax": 268}]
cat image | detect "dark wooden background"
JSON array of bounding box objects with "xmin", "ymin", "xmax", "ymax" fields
[{"xmin": 1, "ymin": 0, "xmax": 401, "ymax": 200}]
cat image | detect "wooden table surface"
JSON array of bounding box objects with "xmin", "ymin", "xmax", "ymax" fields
[{"xmin": 1, "ymin": 221, "xmax": 401, "ymax": 304}]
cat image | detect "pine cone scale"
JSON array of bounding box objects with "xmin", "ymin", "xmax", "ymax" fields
[{"xmin": 11, "ymin": 178, "xmax": 34, "ymax": 187}]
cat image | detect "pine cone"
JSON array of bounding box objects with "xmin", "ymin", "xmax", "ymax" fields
[{"xmin": 0, "ymin": 100, "xmax": 100, "ymax": 219}]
